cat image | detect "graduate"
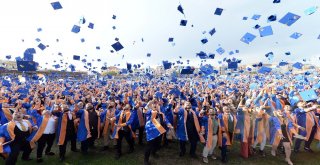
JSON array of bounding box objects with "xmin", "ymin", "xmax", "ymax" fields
[
  {"xmin": 174, "ymin": 101, "xmax": 205, "ymax": 158},
  {"xmin": 144, "ymin": 99, "xmax": 173, "ymax": 165},
  {"xmin": 200, "ymin": 108, "xmax": 219, "ymax": 164},
  {"xmin": 0, "ymin": 108, "xmax": 38, "ymax": 165},
  {"xmin": 100, "ymin": 101, "xmax": 116, "ymax": 150},
  {"xmin": 112, "ymin": 104, "xmax": 135, "ymax": 160}
]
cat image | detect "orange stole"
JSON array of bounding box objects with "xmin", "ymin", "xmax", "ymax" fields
[
  {"xmin": 29, "ymin": 116, "xmax": 50, "ymax": 149},
  {"xmin": 206, "ymin": 117, "xmax": 213, "ymax": 149},
  {"xmin": 114, "ymin": 111, "xmax": 135, "ymax": 139},
  {"xmin": 84, "ymin": 110, "xmax": 91, "ymax": 139},
  {"xmin": 137, "ymin": 108, "xmax": 145, "ymax": 127},
  {"xmin": 102, "ymin": 110, "xmax": 115, "ymax": 137},
  {"xmin": 58, "ymin": 114, "xmax": 68, "ymax": 145},
  {"xmin": 151, "ymin": 111, "xmax": 166, "ymax": 135},
  {"xmin": 222, "ymin": 114, "xmax": 237, "ymax": 146},
  {"xmin": 95, "ymin": 110, "xmax": 101, "ymax": 138}
]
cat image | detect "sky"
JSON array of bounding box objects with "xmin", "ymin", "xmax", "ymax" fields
[{"xmin": 0, "ymin": 0, "xmax": 320, "ymax": 72}]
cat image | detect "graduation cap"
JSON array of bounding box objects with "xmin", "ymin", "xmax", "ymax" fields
[
  {"xmin": 147, "ymin": 53, "xmax": 151, "ymax": 57},
  {"xmin": 38, "ymin": 43, "xmax": 46, "ymax": 50},
  {"xmin": 208, "ymin": 54, "xmax": 215, "ymax": 59},
  {"xmin": 209, "ymin": 28, "xmax": 216, "ymax": 36},
  {"xmin": 53, "ymin": 64, "xmax": 60, "ymax": 69},
  {"xmin": 292, "ymin": 62, "xmax": 303, "ymax": 69},
  {"xmin": 51, "ymin": 1, "xmax": 63, "ymax": 10},
  {"xmin": 258, "ymin": 66, "xmax": 272, "ymax": 74},
  {"xmin": 273, "ymin": 0, "xmax": 281, "ymax": 3},
  {"xmin": 88, "ymin": 23, "xmax": 94, "ymax": 29},
  {"xmin": 17, "ymin": 61, "xmax": 37, "ymax": 71},
  {"xmin": 111, "ymin": 41, "xmax": 124, "ymax": 51},
  {"xmin": 35, "ymin": 38, "xmax": 41, "ymax": 42},
  {"xmin": 5, "ymin": 55, "xmax": 11, "ymax": 59},
  {"xmin": 214, "ymin": 8, "xmax": 223, "ymax": 15},
  {"xmin": 259, "ymin": 26, "xmax": 273, "ymax": 37},
  {"xmin": 243, "ymin": 17, "xmax": 248, "ymax": 20},
  {"xmin": 240, "ymin": 32, "xmax": 256, "ymax": 44},
  {"xmin": 81, "ymin": 38, "xmax": 85, "ymax": 42},
  {"xmin": 163, "ymin": 61, "xmax": 172, "ymax": 70},
  {"xmin": 279, "ymin": 61, "xmax": 288, "ymax": 66},
  {"xmin": 197, "ymin": 51, "xmax": 208, "ymax": 59},
  {"xmin": 168, "ymin": 38, "xmax": 174, "ymax": 42},
  {"xmin": 201, "ymin": 38, "xmax": 208, "ymax": 44},
  {"xmin": 71, "ymin": 25, "xmax": 81, "ymax": 33},
  {"xmin": 279, "ymin": 12, "xmax": 301, "ymax": 26},
  {"xmin": 285, "ymin": 52, "xmax": 291, "ymax": 55},
  {"xmin": 228, "ymin": 51, "xmax": 234, "ymax": 55},
  {"xmin": 79, "ymin": 16, "xmax": 86, "ymax": 24},
  {"xmin": 235, "ymin": 50, "xmax": 240, "ymax": 53},
  {"xmin": 112, "ymin": 26, "xmax": 116, "ymax": 30},
  {"xmin": 304, "ymin": 6, "xmax": 317, "ymax": 15},
  {"xmin": 299, "ymin": 90, "xmax": 318, "ymax": 102},
  {"xmin": 254, "ymin": 24, "xmax": 261, "ymax": 29},
  {"xmin": 112, "ymin": 15, "xmax": 116, "ymax": 19},
  {"xmin": 96, "ymin": 46, "xmax": 100, "ymax": 50},
  {"xmin": 200, "ymin": 64, "xmax": 214, "ymax": 75},
  {"xmin": 290, "ymin": 32, "xmax": 302, "ymax": 39},
  {"xmin": 216, "ymin": 47, "xmax": 225, "ymax": 55},
  {"xmin": 267, "ymin": 15, "xmax": 277, "ymax": 22},
  {"xmin": 227, "ymin": 62, "xmax": 238, "ymax": 69},
  {"xmin": 181, "ymin": 67, "xmax": 195, "ymax": 74},
  {"xmin": 252, "ymin": 14, "xmax": 261, "ymax": 20},
  {"xmin": 180, "ymin": 20, "xmax": 187, "ymax": 26},
  {"xmin": 177, "ymin": 5, "xmax": 184, "ymax": 15},
  {"xmin": 73, "ymin": 55, "xmax": 80, "ymax": 61},
  {"xmin": 127, "ymin": 63, "xmax": 132, "ymax": 71},
  {"xmin": 37, "ymin": 28, "xmax": 42, "ymax": 32}
]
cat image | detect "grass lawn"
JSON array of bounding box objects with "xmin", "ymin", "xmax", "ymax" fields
[{"xmin": 12, "ymin": 138, "xmax": 320, "ymax": 165}]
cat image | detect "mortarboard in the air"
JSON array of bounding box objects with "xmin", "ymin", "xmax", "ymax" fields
[
  {"xmin": 96, "ymin": 46, "xmax": 100, "ymax": 50},
  {"xmin": 71, "ymin": 25, "xmax": 81, "ymax": 33},
  {"xmin": 112, "ymin": 15, "xmax": 116, "ymax": 19},
  {"xmin": 252, "ymin": 14, "xmax": 261, "ymax": 20},
  {"xmin": 38, "ymin": 43, "xmax": 46, "ymax": 50},
  {"xmin": 197, "ymin": 51, "xmax": 208, "ymax": 59},
  {"xmin": 299, "ymin": 90, "xmax": 318, "ymax": 102},
  {"xmin": 163, "ymin": 61, "xmax": 172, "ymax": 70},
  {"xmin": 267, "ymin": 15, "xmax": 277, "ymax": 22},
  {"xmin": 208, "ymin": 54, "xmax": 215, "ymax": 59},
  {"xmin": 290, "ymin": 32, "xmax": 302, "ymax": 39},
  {"xmin": 304, "ymin": 6, "xmax": 317, "ymax": 15},
  {"xmin": 115, "ymin": 38, "xmax": 119, "ymax": 41},
  {"xmin": 201, "ymin": 38, "xmax": 208, "ymax": 44},
  {"xmin": 258, "ymin": 66, "xmax": 272, "ymax": 74},
  {"xmin": 240, "ymin": 32, "xmax": 256, "ymax": 44},
  {"xmin": 235, "ymin": 50, "xmax": 239, "ymax": 53},
  {"xmin": 279, "ymin": 61, "xmax": 288, "ymax": 66},
  {"xmin": 5, "ymin": 55, "xmax": 11, "ymax": 59},
  {"xmin": 180, "ymin": 20, "xmax": 187, "ymax": 26},
  {"xmin": 279, "ymin": 12, "xmax": 301, "ymax": 26},
  {"xmin": 292, "ymin": 62, "xmax": 303, "ymax": 69},
  {"xmin": 17, "ymin": 61, "xmax": 37, "ymax": 71},
  {"xmin": 88, "ymin": 23, "xmax": 94, "ymax": 29},
  {"xmin": 79, "ymin": 17, "xmax": 86, "ymax": 24},
  {"xmin": 111, "ymin": 41, "xmax": 124, "ymax": 51},
  {"xmin": 259, "ymin": 26, "xmax": 273, "ymax": 37},
  {"xmin": 112, "ymin": 26, "xmax": 116, "ymax": 30},
  {"xmin": 273, "ymin": 0, "xmax": 281, "ymax": 3},
  {"xmin": 318, "ymin": 34, "xmax": 320, "ymax": 39},
  {"xmin": 181, "ymin": 68, "xmax": 195, "ymax": 74},
  {"xmin": 243, "ymin": 17, "xmax": 248, "ymax": 20},
  {"xmin": 209, "ymin": 28, "xmax": 216, "ymax": 36},
  {"xmin": 216, "ymin": 47, "xmax": 225, "ymax": 55},
  {"xmin": 23, "ymin": 48, "xmax": 36, "ymax": 61},
  {"xmin": 37, "ymin": 28, "xmax": 42, "ymax": 32},
  {"xmin": 127, "ymin": 63, "xmax": 132, "ymax": 71},
  {"xmin": 35, "ymin": 38, "xmax": 41, "ymax": 42},
  {"xmin": 73, "ymin": 55, "xmax": 80, "ymax": 61},
  {"xmin": 147, "ymin": 53, "xmax": 151, "ymax": 57},
  {"xmin": 168, "ymin": 38, "xmax": 174, "ymax": 42},
  {"xmin": 177, "ymin": 5, "xmax": 184, "ymax": 15},
  {"xmin": 228, "ymin": 62, "xmax": 238, "ymax": 69},
  {"xmin": 53, "ymin": 64, "xmax": 60, "ymax": 69},
  {"xmin": 81, "ymin": 38, "xmax": 85, "ymax": 42},
  {"xmin": 285, "ymin": 52, "xmax": 291, "ymax": 55},
  {"xmin": 254, "ymin": 24, "xmax": 261, "ymax": 29},
  {"xmin": 265, "ymin": 52, "xmax": 274, "ymax": 60},
  {"xmin": 51, "ymin": 1, "xmax": 63, "ymax": 10},
  {"xmin": 214, "ymin": 8, "xmax": 223, "ymax": 15}
]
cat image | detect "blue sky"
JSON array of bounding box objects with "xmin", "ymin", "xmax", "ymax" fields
[{"xmin": 0, "ymin": 0, "xmax": 320, "ymax": 71}]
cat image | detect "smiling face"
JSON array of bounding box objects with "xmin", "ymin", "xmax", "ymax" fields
[
  {"xmin": 184, "ymin": 102, "xmax": 192, "ymax": 110},
  {"xmin": 13, "ymin": 110, "xmax": 24, "ymax": 121}
]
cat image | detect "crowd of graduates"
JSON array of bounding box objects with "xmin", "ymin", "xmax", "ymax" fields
[{"xmin": 0, "ymin": 74, "xmax": 320, "ymax": 165}]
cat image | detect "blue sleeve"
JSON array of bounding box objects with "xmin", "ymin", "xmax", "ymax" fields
[
  {"xmin": 29, "ymin": 109, "xmax": 42, "ymax": 121},
  {"xmin": 126, "ymin": 113, "xmax": 134, "ymax": 126}
]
